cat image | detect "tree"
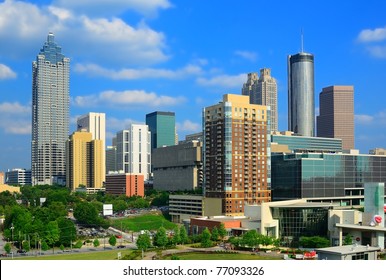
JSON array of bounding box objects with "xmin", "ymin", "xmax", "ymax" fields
[
  {"xmin": 211, "ymin": 227, "xmax": 219, "ymax": 242},
  {"xmin": 22, "ymin": 240, "xmax": 30, "ymax": 252},
  {"xmin": 343, "ymin": 235, "xmax": 353, "ymax": 245},
  {"xmin": 73, "ymin": 240, "xmax": 83, "ymax": 249},
  {"xmin": 201, "ymin": 227, "xmax": 212, "ymax": 248},
  {"xmin": 73, "ymin": 202, "xmax": 99, "ymax": 226},
  {"xmin": 109, "ymin": 235, "xmax": 117, "ymax": 246},
  {"xmin": 242, "ymin": 230, "xmax": 260, "ymax": 250},
  {"xmin": 218, "ymin": 223, "xmax": 227, "ymax": 241},
  {"xmin": 93, "ymin": 239, "xmax": 100, "ymax": 247},
  {"xmin": 45, "ymin": 221, "xmax": 60, "ymax": 252},
  {"xmin": 41, "ymin": 241, "xmax": 49, "ymax": 251},
  {"xmin": 299, "ymin": 236, "xmax": 330, "ymax": 248},
  {"xmin": 113, "ymin": 200, "xmax": 128, "ymax": 213},
  {"xmin": 60, "ymin": 244, "xmax": 65, "ymax": 251},
  {"xmin": 179, "ymin": 226, "xmax": 189, "ymax": 245},
  {"xmin": 171, "ymin": 227, "xmax": 180, "ymax": 245},
  {"xmin": 57, "ymin": 217, "xmax": 76, "ymax": 247},
  {"xmin": 153, "ymin": 227, "xmax": 168, "ymax": 249},
  {"xmin": 136, "ymin": 232, "xmax": 151, "ymax": 253},
  {"xmin": 4, "ymin": 243, "xmax": 11, "ymax": 254}
]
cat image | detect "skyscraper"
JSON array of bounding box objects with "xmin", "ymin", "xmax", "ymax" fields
[
  {"xmin": 287, "ymin": 52, "xmax": 315, "ymax": 137},
  {"xmin": 146, "ymin": 111, "xmax": 177, "ymax": 150},
  {"xmin": 203, "ymin": 94, "xmax": 271, "ymax": 216},
  {"xmin": 242, "ymin": 69, "xmax": 278, "ymax": 133},
  {"xmin": 317, "ymin": 85, "xmax": 354, "ymax": 150},
  {"xmin": 115, "ymin": 124, "xmax": 151, "ymax": 180},
  {"xmin": 77, "ymin": 112, "xmax": 106, "ymax": 181},
  {"xmin": 66, "ymin": 131, "xmax": 104, "ymax": 191},
  {"xmin": 32, "ymin": 33, "xmax": 69, "ymax": 185}
]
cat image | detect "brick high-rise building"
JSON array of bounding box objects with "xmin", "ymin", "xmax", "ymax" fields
[
  {"xmin": 203, "ymin": 94, "xmax": 271, "ymax": 216},
  {"xmin": 317, "ymin": 85, "xmax": 354, "ymax": 150}
]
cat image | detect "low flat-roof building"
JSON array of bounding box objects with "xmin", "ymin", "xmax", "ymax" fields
[
  {"xmin": 169, "ymin": 194, "xmax": 222, "ymax": 223},
  {"xmin": 105, "ymin": 172, "xmax": 144, "ymax": 197},
  {"xmin": 316, "ymin": 244, "xmax": 381, "ymax": 260}
]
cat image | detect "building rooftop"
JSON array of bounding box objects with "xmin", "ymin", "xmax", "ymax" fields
[{"xmin": 316, "ymin": 244, "xmax": 381, "ymax": 255}]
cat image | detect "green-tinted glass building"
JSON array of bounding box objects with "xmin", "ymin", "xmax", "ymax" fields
[
  {"xmin": 271, "ymin": 152, "xmax": 386, "ymax": 206},
  {"xmin": 146, "ymin": 111, "xmax": 176, "ymax": 150}
]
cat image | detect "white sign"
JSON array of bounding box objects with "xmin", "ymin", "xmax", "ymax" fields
[{"xmin": 103, "ymin": 204, "xmax": 113, "ymax": 216}]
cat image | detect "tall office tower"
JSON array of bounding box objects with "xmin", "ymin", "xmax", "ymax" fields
[
  {"xmin": 317, "ymin": 85, "xmax": 354, "ymax": 150},
  {"xmin": 77, "ymin": 112, "xmax": 106, "ymax": 181},
  {"xmin": 203, "ymin": 94, "xmax": 271, "ymax": 216},
  {"xmin": 66, "ymin": 131, "xmax": 104, "ymax": 191},
  {"xmin": 31, "ymin": 33, "xmax": 70, "ymax": 185},
  {"xmin": 287, "ymin": 51, "xmax": 315, "ymax": 136},
  {"xmin": 115, "ymin": 124, "xmax": 151, "ymax": 180},
  {"xmin": 146, "ymin": 111, "xmax": 176, "ymax": 149},
  {"xmin": 241, "ymin": 72, "xmax": 259, "ymax": 103},
  {"xmin": 242, "ymin": 69, "xmax": 278, "ymax": 133}
]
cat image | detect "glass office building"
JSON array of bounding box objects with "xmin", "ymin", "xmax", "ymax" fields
[
  {"xmin": 271, "ymin": 204, "xmax": 330, "ymax": 247},
  {"xmin": 288, "ymin": 52, "xmax": 315, "ymax": 137},
  {"xmin": 271, "ymin": 134, "xmax": 342, "ymax": 152},
  {"xmin": 31, "ymin": 33, "xmax": 70, "ymax": 185},
  {"xmin": 271, "ymin": 152, "xmax": 386, "ymax": 206},
  {"xmin": 146, "ymin": 111, "xmax": 176, "ymax": 150}
]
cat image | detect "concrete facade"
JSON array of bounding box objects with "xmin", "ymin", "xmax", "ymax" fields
[
  {"xmin": 153, "ymin": 140, "xmax": 203, "ymax": 191},
  {"xmin": 317, "ymin": 85, "xmax": 354, "ymax": 150}
]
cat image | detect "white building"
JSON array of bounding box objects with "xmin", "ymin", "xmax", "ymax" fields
[{"xmin": 115, "ymin": 124, "xmax": 151, "ymax": 180}]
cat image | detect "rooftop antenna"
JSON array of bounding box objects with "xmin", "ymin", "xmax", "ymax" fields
[{"xmin": 301, "ymin": 28, "xmax": 304, "ymax": 53}]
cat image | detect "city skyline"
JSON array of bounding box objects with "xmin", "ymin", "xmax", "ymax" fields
[{"xmin": 1, "ymin": 0, "xmax": 386, "ymax": 171}]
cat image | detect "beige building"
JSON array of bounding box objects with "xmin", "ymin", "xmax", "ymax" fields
[
  {"xmin": 169, "ymin": 194, "xmax": 222, "ymax": 223},
  {"xmin": 242, "ymin": 69, "xmax": 278, "ymax": 132},
  {"xmin": 66, "ymin": 131, "xmax": 104, "ymax": 191},
  {"xmin": 152, "ymin": 140, "xmax": 203, "ymax": 191},
  {"xmin": 0, "ymin": 184, "xmax": 20, "ymax": 193},
  {"xmin": 204, "ymin": 94, "xmax": 271, "ymax": 216},
  {"xmin": 317, "ymin": 85, "xmax": 354, "ymax": 150}
]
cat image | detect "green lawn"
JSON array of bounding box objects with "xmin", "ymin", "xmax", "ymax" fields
[
  {"xmin": 162, "ymin": 252, "xmax": 282, "ymax": 260},
  {"xmin": 111, "ymin": 213, "xmax": 177, "ymax": 232}
]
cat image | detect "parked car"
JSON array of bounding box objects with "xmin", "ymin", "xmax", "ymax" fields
[{"xmin": 117, "ymin": 245, "xmax": 125, "ymax": 249}]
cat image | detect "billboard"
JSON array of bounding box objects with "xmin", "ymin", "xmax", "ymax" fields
[{"xmin": 103, "ymin": 204, "xmax": 113, "ymax": 216}]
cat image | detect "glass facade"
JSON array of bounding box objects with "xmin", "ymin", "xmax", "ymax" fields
[
  {"xmin": 271, "ymin": 206, "xmax": 329, "ymax": 247},
  {"xmin": 288, "ymin": 52, "xmax": 315, "ymax": 137},
  {"xmin": 146, "ymin": 111, "xmax": 176, "ymax": 149},
  {"xmin": 31, "ymin": 33, "xmax": 69, "ymax": 185},
  {"xmin": 271, "ymin": 152, "xmax": 386, "ymax": 206},
  {"xmin": 271, "ymin": 134, "xmax": 342, "ymax": 152}
]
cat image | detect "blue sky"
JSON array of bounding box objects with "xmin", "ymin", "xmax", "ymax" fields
[{"xmin": 1, "ymin": 0, "xmax": 386, "ymax": 172}]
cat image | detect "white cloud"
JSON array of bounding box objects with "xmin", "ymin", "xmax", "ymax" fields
[
  {"xmin": 365, "ymin": 46, "xmax": 386, "ymax": 58},
  {"xmin": 358, "ymin": 26, "xmax": 386, "ymax": 42},
  {"xmin": 74, "ymin": 63, "xmax": 203, "ymax": 80},
  {"xmin": 234, "ymin": 50, "xmax": 258, "ymax": 62},
  {"xmin": 0, "ymin": 102, "xmax": 31, "ymax": 134},
  {"xmin": 73, "ymin": 90, "xmax": 186, "ymax": 108},
  {"xmin": 53, "ymin": 0, "xmax": 172, "ymax": 17},
  {"xmin": 196, "ymin": 73, "xmax": 247, "ymax": 89},
  {"xmin": 355, "ymin": 114, "xmax": 374, "ymax": 124},
  {"xmin": 176, "ymin": 120, "xmax": 201, "ymax": 133},
  {"xmin": 107, "ymin": 117, "xmax": 144, "ymax": 132},
  {"xmin": 0, "ymin": 64, "xmax": 17, "ymax": 79},
  {"xmin": 0, "ymin": 1, "xmax": 169, "ymax": 66}
]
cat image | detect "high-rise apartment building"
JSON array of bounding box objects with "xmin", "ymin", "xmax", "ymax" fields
[
  {"xmin": 66, "ymin": 131, "xmax": 104, "ymax": 191},
  {"xmin": 31, "ymin": 33, "xmax": 69, "ymax": 185},
  {"xmin": 77, "ymin": 112, "xmax": 106, "ymax": 181},
  {"xmin": 242, "ymin": 69, "xmax": 278, "ymax": 133},
  {"xmin": 203, "ymin": 94, "xmax": 271, "ymax": 216},
  {"xmin": 287, "ymin": 52, "xmax": 315, "ymax": 137},
  {"xmin": 316, "ymin": 85, "xmax": 354, "ymax": 150},
  {"xmin": 115, "ymin": 124, "xmax": 151, "ymax": 180},
  {"xmin": 146, "ymin": 111, "xmax": 177, "ymax": 149}
]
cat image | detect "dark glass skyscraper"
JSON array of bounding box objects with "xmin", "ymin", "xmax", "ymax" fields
[
  {"xmin": 287, "ymin": 52, "xmax": 315, "ymax": 137},
  {"xmin": 31, "ymin": 33, "xmax": 70, "ymax": 185},
  {"xmin": 145, "ymin": 111, "xmax": 176, "ymax": 150}
]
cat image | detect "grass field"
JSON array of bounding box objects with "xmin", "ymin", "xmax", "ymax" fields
[
  {"xmin": 110, "ymin": 213, "xmax": 177, "ymax": 232},
  {"xmin": 7, "ymin": 249, "xmax": 282, "ymax": 260},
  {"xmin": 162, "ymin": 252, "xmax": 282, "ymax": 260}
]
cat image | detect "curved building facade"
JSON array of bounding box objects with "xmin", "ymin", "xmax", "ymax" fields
[{"xmin": 287, "ymin": 52, "xmax": 314, "ymax": 137}]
